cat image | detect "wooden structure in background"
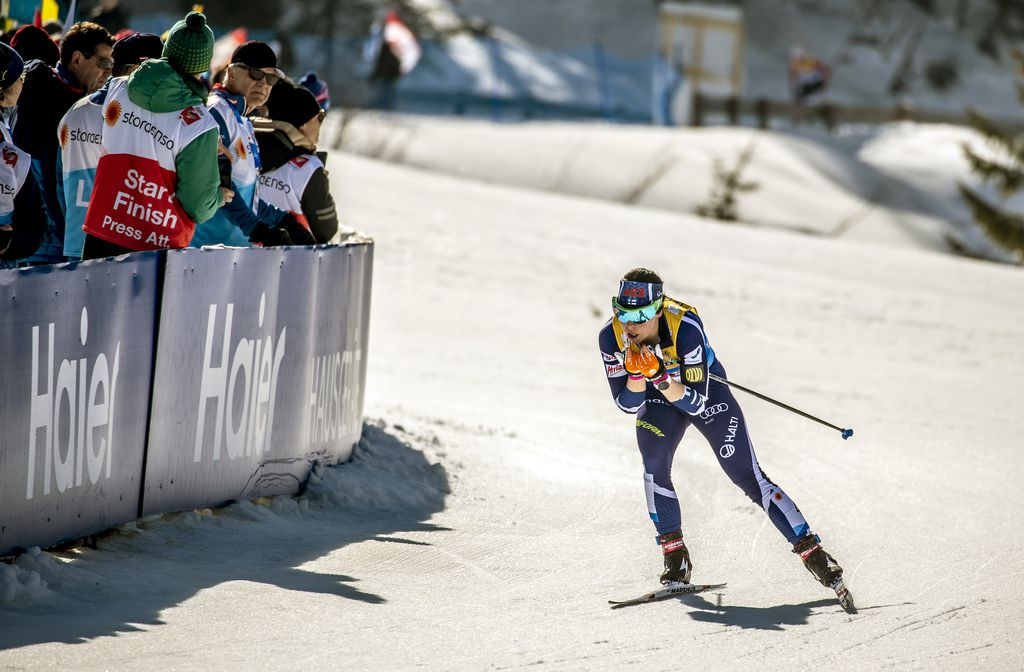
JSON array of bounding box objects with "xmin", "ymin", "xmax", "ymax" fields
[{"xmin": 657, "ymin": 2, "xmax": 745, "ymax": 125}]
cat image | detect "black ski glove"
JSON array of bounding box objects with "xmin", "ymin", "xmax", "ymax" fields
[
  {"xmin": 281, "ymin": 212, "xmax": 316, "ymax": 246},
  {"xmin": 249, "ymin": 223, "xmax": 292, "ymax": 247}
]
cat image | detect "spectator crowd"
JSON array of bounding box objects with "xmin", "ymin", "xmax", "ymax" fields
[{"xmin": 0, "ymin": 9, "xmax": 342, "ymax": 266}]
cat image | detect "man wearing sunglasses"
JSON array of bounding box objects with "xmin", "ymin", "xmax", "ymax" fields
[
  {"xmin": 192, "ymin": 40, "xmax": 312, "ymax": 248},
  {"xmin": 12, "ymin": 21, "xmax": 113, "ymax": 264},
  {"xmin": 599, "ymin": 268, "xmax": 848, "ymax": 602}
]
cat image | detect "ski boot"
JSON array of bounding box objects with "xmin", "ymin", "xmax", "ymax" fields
[
  {"xmin": 658, "ymin": 530, "xmax": 692, "ymax": 585},
  {"xmin": 793, "ymin": 533, "xmax": 855, "ymax": 612}
]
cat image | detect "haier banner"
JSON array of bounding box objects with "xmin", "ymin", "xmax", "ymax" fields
[
  {"xmin": 0, "ymin": 255, "xmax": 160, "ymax": 556},
  {"xmin": 0, "ymin": 243, "xmax": 372, "ymax": 556},
  {"xmin": 282, "ymin": 244, "xmax": 373, "ymax": 467},
  {"xmin": 142, "ymin": 244, "xmax": 373, "ymax": 516}
]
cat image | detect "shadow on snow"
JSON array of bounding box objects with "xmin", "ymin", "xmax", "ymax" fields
[{"xmin": 0, "ymin": 421, "xmax": 450, "ymax": 650}]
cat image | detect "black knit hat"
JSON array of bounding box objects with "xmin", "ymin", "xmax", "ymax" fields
[
  {"xmin": 231, "ymin": 41, "xmax": 284, "ymax": 79},
  {"xmin": 113, "ymin": 32, "xmax": 163, "ymax": 68},
  {"xmin": 266, "ymin": 82, "xmax": 322, "ymax": 129},
  {"xmin": 0, "ymin": 41, "xmax": 24, "ymax": 92}
]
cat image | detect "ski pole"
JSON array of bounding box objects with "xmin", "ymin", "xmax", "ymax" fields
[{"xmin": 709, "ymin": 374, "xmax": 854, "ymax": 440}]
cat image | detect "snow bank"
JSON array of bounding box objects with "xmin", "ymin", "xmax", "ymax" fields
[
  {"xmin": 0, "ymin": 420, "xmax": 449, "ymax": 610},
  {"xmin": 329, "ymin": 111, "xmax": 1008, "ymax": 259}
]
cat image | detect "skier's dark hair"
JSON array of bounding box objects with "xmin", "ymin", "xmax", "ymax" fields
[{"xmin": 623, "ymin": 268, "xmax": 662, "ymax": 284}]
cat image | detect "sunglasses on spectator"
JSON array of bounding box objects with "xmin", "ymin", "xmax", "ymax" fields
[
  {"xmin": 86, "ymin": 52, "xmax": 114, "ymax": 70},
  {"xmin": 234, "ymin": 63, "xmax": 281, "ymax": 86}
]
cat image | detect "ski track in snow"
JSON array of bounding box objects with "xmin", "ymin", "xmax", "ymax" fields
[{"xmin": 1, "ymin": 119, "xmax": 1023, "ymax": 670}]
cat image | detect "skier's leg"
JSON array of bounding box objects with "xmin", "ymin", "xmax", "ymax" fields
[
  {"xmin": 636, "ymin": 400, "xmax": 693, "ymax": 584},
  {"xmin": 695, "ymin": 379, "xmax": 848, "ymax": 592},
  {"xmin": 692, "ymin": 379, "xmax": 811, "ymax": 544},
  {"xmin": 635, "ymin": 400, "xmax": 688, "ymax": 536}
]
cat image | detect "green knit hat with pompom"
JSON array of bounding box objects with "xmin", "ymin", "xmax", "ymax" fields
[{"xmin": 162, "ymin": 11, "xmax": 214, "ymax": 75}]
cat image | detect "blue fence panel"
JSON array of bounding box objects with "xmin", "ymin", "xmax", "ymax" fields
[
  {"xmin": 293, "ymin": 244, "xmax": 373, "ymax": 465},
  {"xmin": 0, "ymin": 255, "xmax": 161, "ymax": 556},
  {"xmin": 141, "ymin": 244, "xmax": 372, "ymax": 516},
  {"xmin": 0, "ymin": 242, "xmax": 372, "ymax": 553}
]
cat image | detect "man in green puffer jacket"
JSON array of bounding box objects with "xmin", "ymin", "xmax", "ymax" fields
[{"xmin": 81, "ymin": 11, "xmax": 229, "ymax": 258}]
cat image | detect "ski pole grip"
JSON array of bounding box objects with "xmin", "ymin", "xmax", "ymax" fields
[{"xmin": 841, "ymin": 428, "xmax": 854, "ymax": 440}]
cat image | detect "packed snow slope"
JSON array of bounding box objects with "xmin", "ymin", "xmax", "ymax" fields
[
  {"xmin": 1, "ymin": 135, "xmax": 1023, "ymax": 670},
  {"xmin": 335, "ymin": 112, "xmax": 1007, "ymax": 260}
]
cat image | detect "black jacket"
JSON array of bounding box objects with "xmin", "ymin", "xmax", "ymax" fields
[
  {"xmin": 0, "ymin": 175, "xmax": 45, "ymax": 261},
  {"xmin": 253, "ymin": 119, "xmax": 339, "ymax": 244},
  {"xmin": 12, "ymin": 61, "xmax": 87, "ymax": 259}
]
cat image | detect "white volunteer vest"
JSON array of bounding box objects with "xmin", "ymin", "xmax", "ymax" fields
[
  {"xmin": 59, "ymin": 88, "xmax": 106, "ymax": 257},
  {"xmin": 209, "ymin": 92, "xmax": 260, "ymax": 213},
  {"xmin": 82, "ymin": 77, "xmax": 216, "ymax": 250},
  {"xmin": 0, "ymin": 140, "xmax": 31, "ymax": 225},
  {"xmin": 257, "ymin": 153, "xmax": 322, "ymax": 228}
]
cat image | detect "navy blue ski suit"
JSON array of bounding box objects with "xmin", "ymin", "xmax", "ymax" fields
[{"xmin": 599, "ymin": 297, "xmax": 812, "ymax": 544}]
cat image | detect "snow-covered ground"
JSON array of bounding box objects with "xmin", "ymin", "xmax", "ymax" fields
[
  {"xmin": 333, "ymin": 111, "xmax": 1009, "ymax": 260},
  {"xmin": 1, "ymin": 119, "xmax": 1023, "ymax": 669}
]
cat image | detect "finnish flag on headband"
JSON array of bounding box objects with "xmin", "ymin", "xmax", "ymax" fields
[{"xmin": 617, "ymin": 280, "xmax": 663, "ymax": 307}]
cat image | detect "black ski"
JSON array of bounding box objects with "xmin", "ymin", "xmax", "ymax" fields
[{"xmin": 608, "ymin": 582, "xmax": 727, "ymax": 609}]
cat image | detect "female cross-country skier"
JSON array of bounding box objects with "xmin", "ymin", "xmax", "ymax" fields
[{"xmin": 598, "ymin": 267, "xmax": 850, "ymax": 605}]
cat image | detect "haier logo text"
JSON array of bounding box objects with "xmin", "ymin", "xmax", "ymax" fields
[
  {"xmin": 194, "ymin": 294, "xmax": 285, "ymax": 462},
  {"xmin": 26, "ymin": 308, "xmax": 120, "ymax": 499}
]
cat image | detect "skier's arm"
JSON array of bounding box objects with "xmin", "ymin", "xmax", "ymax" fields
[
  {"xmin": 669, "ymin": 313, "xmax": 711, "ymax": 416},
  {"xmin": 600, "ymin": 327, "xmax": 645, "ymax": 414}
]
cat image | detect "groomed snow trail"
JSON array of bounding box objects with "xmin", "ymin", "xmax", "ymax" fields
[{"xmin": 1, "ymin": 145, "xmax": 1022, "ymax": 671}]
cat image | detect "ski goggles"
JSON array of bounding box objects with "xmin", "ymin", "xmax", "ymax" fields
[{"xmin": 613, "ymin": 296, "xmax": 663, "ymax": 323}]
